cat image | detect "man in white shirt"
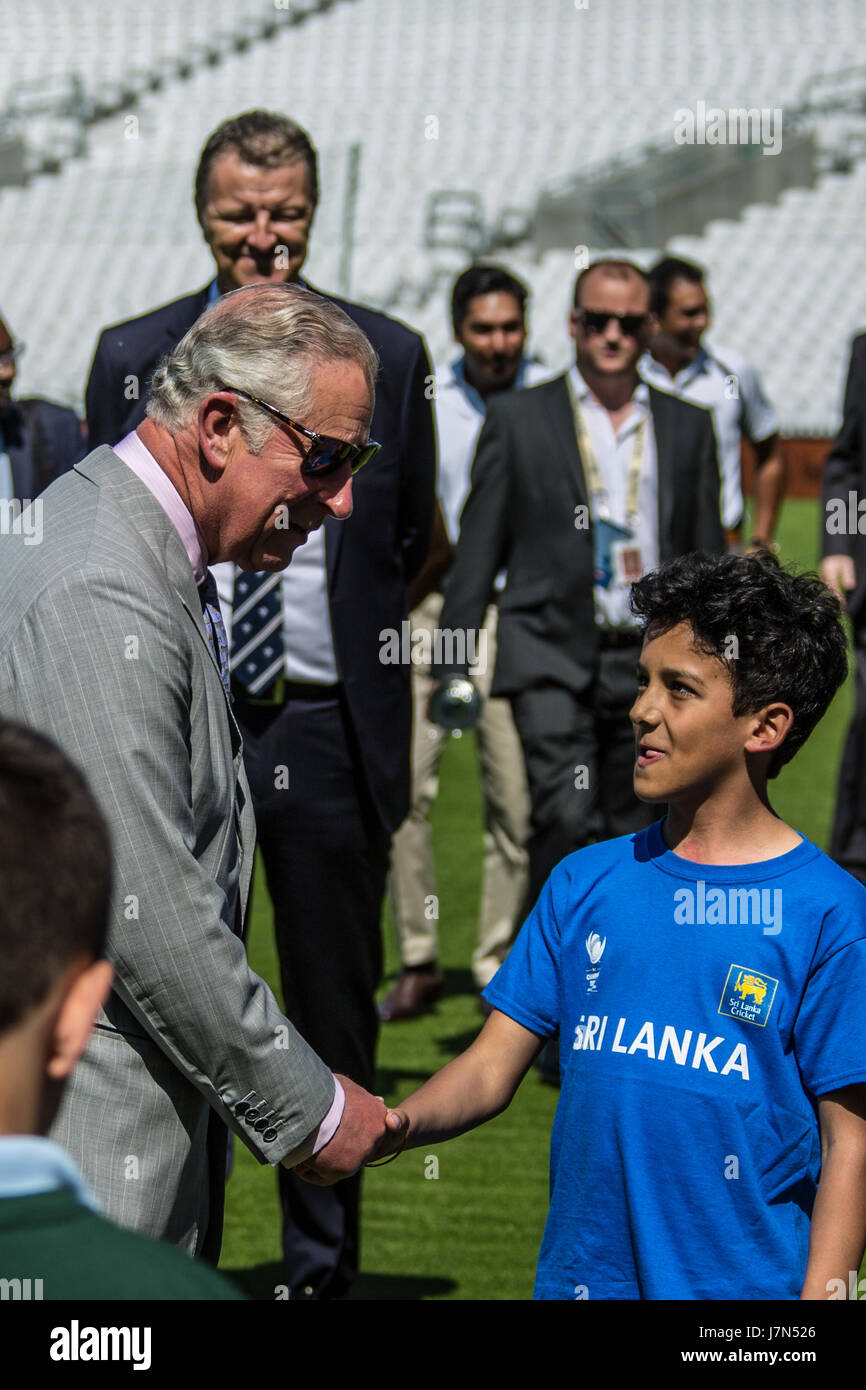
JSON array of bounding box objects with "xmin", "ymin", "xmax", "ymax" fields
[
  {"xmin": 641, "ymin": 256, "xmax": 784, "ymax": 549},
  {"xmin": 382, "ymin": 266, "xmax": 550, "ymax": 1022}
]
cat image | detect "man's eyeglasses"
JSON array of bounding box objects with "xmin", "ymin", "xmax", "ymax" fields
[
  {"xmin": 225, "ymin": 386, "xmax": 380, "ymax": 477},
  {"xmin": 0, "ymin": 341, "xmax": 25, "ymax": 368},
  {"xmin": 576, "ymin": 310, "xmax": 649, "ymax": 338}
]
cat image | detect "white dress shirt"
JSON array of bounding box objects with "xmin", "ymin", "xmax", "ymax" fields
[
  {"xmin": 568, "ymin": 365, "xmax": 660, "ymax": 630},
  {"xmin": 639, "ymin": 344, "xmax": 777, "ymax": 531}
]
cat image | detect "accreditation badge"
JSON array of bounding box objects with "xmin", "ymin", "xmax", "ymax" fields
[
  {"xmin": 593, "ymin": 518, "xmax": 631, "ymax": 590},
  {"xmin": 611, "ymin": 539, "xmax": 644, "ymax": 587}
]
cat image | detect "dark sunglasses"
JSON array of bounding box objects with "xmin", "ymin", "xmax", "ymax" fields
[
  {"xmin": 577, "ymin": 310, "xmax": 649, "ymax": 338},
  {"xmin": 225, "ymin": 386, "xmax": 380, "ymax": 476}
]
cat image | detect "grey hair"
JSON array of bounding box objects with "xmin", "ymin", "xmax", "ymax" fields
[{"xmin": 146, "ymin": 282, "xmax": 378, "ymax": 451}]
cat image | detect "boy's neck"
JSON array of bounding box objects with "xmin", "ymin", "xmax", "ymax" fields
[{"xmin": 663, "ymin": 795, "xmax": 802, "ymax": 865}]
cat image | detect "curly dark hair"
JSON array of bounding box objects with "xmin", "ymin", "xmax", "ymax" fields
[{"xmin": 630, "ymin": 551, "xmax": 849, "ymax": 778}]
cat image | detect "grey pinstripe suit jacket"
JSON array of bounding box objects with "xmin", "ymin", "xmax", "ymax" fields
[{"xmin": 0, "ymin": 447, "xmax": 336, "ymax": 1254}]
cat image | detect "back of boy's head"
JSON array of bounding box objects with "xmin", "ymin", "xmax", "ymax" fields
[
  {"xmin": 630, "ymin": 551, "xmax": 849, "ymax": 777},
  {"xmin": 0, "ymin": 721, "xmax": 111, "ymax": 1035}
]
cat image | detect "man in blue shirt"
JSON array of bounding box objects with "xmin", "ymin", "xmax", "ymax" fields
[{"xmin": 371, "ymin": 551, "xmax": 866, "ymax": 1300}]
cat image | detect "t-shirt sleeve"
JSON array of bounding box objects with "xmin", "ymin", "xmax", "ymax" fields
[
  {"xmin": 793, "ymin": 935, "xmax": 866, "ymax": 1097},
  {"xmin": 737, "ymin": 357, "xmax": 779, "ymax": 445},
  {"xmin": 483, "ymin": 867, "xmax": 563, "ymax": 1037}
]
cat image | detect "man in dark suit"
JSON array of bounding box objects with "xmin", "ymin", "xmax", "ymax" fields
[
  {"xmin": 84, "ymin": 110, "xmax": 435, "ymax": 1300},
  {"xmin": 435, "ymin": 260, "xmax": 724, "ymax": 908},
  {"xmin": 0, "ymin": 313, "xmax": 85, "ymax": 502},
  {"xmin": 821, "ymin": 332, "xmax": 866, "ymax": 883}
]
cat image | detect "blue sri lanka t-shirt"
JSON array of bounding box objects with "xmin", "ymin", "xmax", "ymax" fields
[{"xmin": 483, "ymin": 821, "xmax": 866, "ymax": 1301}]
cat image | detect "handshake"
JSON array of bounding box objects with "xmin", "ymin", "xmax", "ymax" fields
[{"xmin": 293, "ymin": 1074, "xmax": 410, "ymax": 1186}]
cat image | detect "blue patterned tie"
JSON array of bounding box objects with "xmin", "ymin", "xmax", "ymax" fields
[
  {"xmin": 198, "ymin": 570, "xmax": 231, "ymax": 699},
  {"xmin": 230, "ymin": 571, "xmax": 285, "ymax": 695}
]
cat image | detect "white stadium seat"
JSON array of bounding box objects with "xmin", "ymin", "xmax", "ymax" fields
[{"xmin": 0, "ymin": 0, "xmax": 864, "ymax": 431}]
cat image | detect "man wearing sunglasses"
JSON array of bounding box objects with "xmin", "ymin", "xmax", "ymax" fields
[
  {"xmin": 0, "ymin": 283, "xmax": 408, "ymax": 1270},
  {"xmin": 0, "ymin": 312, "xmax": 86, "ymax": 506},
  {"xmin": 642, "ymin": 256, "xmax": 784, "ymax": 551},
  {"xmin": 84, "ymin": 110, "xmax": 435, "ymax": 1300},
  {"xmin": 434, "ymin": 259, "xmax": 724, "ymax": 927}
]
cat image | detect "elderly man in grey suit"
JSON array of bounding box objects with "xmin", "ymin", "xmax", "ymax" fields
[{"xmin": 0, "ymin": 281, "xmax": 403, "ymax": 1263}]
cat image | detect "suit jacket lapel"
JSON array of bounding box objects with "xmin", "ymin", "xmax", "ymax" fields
[
  {"xmin": 648, "ymin": 387, "xmax": 675, "ymax": 558},
  {"xmin": 3, "ymin": 405, "xmax": 36, "ymax": 501},
  {"xmin": 82, "ymin": 447, "xmax": 247, "ymax": 768},
  {"xmin": 161, "ymin": 525, "xmax": 254, "ymax": 920},
  {"xmin": 164, "ymin": 286, "xmax": 211, "ymax": 355},
  {"xmin": 324, "ymin": 511, "xmax": 344, "ymax": 589},
  {"xmin": 171, "ymin": 559, "xmax": 243, "ymax": 752},
  {"xmin": 548, "ymin": 374, "xmax": 589, "ymax": 509}
]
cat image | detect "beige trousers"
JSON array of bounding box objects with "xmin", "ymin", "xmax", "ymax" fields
[{"xmin": 388, "ymin": 593, "xmax": 530, "ymax": 989}]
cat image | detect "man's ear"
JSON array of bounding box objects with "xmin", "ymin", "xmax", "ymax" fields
[
  {"xmin": 744, "ymin": 702, "xmax": 794, "ymax": 761},
  {"xmin": 45, "ymin": 958, "xmax": 114, "ymax": 1082},
  {"xmin": 568, "ymin": 308, "xmax": 580, "ymax": 342},
  {"xmin": 198, "ymin": 392, "xmax": 242, "ymax": 475}
]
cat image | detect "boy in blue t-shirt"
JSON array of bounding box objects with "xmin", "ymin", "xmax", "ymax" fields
[{"xmin": 376, "ymin": 551, "xmax": 866, "ymax": 1299}]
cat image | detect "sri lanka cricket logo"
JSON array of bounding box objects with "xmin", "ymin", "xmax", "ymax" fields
[{"xmin": 718, "ymin": 964, "xmax": 778, "ymax": 1027}]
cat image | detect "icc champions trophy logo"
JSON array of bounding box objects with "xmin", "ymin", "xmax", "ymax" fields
[{"xmin": 585, "ymin": 932, "xmax": 606, "ymax": 993}]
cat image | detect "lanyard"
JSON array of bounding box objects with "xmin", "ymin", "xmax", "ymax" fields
[{"xmin": 568, "ymin": 382, "xmax": 648, "ymax": 530}]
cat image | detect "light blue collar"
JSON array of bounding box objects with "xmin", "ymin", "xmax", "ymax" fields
[
  {"xmin": 642, "ymin": 345, "xmax": 710, "ymax": 385},
  {"xmin": 0, "ymin": 1135, "xmax": 100, "ymax": 1210},
  {"xmin": 452, "ymin": 355, "xmax": 534, "ymax": 416}
]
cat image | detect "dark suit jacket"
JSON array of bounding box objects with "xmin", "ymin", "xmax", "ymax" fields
[
  {"xmin": 437, "ymin": 373, "xmax": 724, "ymax": 697},
  {"xmin": 821, "ymin": 332, "xmax": 866, "ymax": 625},
  {"xmin": 85, "ymin": 283, "xmax": 436, "ymax": 833},
  {"xmin": 1, "ymin": 397, "xmax": 86, "ymax": 500}
]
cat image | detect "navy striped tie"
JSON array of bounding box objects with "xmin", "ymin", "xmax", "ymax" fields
[
  {"xmin": 230, "ymin": 571, "xmax": 285, "ymax": 694},
  {"xmin": 198, "ymin": 571, "xmax": 231, "ymax": 699}
]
